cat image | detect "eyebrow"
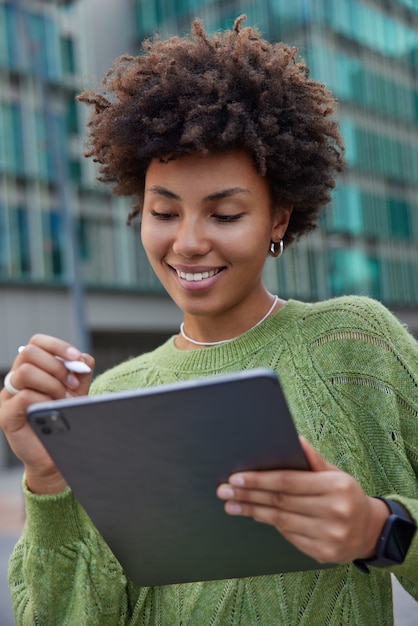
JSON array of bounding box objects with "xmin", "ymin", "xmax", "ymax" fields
[{"xmin": 146, "ymin": 186, "xmax": 250, "ymax": 202}]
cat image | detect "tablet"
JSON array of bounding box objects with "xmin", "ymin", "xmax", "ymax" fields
[{"xmin": 26, "ymin": 368, "xmax": 330, "ymax": 586}]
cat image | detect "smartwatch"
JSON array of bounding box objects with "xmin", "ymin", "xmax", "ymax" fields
[{"xmin": 354, "ymin": 497, "xmax": 416, "ymax": 574}]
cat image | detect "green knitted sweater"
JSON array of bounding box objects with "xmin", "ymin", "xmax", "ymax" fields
[{"xmin": 9, "ymin": 296, "xmax": 418, "ymax": 625}]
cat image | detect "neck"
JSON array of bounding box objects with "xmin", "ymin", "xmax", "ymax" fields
[{"xmin": 179, "ymin": 295, "xmax": 280, "ymax": 348}]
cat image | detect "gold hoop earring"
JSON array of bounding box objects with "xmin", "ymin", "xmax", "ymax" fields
[{"xmin": 269, "ymin": 239, "xmax": 284, "ymax": 258}]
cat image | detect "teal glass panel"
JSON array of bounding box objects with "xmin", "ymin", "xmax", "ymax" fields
[
  {"xmin": 0, "ymin": 205, "xmax": 31, "ymax": 278},
  {"xmin": 328, "ymin": 248, "xmax": 381, "ymax": 299},
  {"xmin": 4, "ymin": 3, "xmax": 18, "ymax": 69},
  {"xmin": 34, "ymin": 112, "xmax": 49, "ymax": 180},
  {"xmin": 24, "ymin": 12, "xmax": 59, "ymax": 80},
  {"xmin": 330, "ymin": 189, "xmax": 414, "ymax": 242},
  {"xmin": 25, "ymin": 12, "xmax": 48, "ymax": 76},
  {"xmin": 76, "ymin": 217, "xmax": 91, "ymax": 261},
  {"xmin": 322, "ymin": 0, "xmax": 345, "ymax": 34},
  {"xmin": 312, "ymin": 44, "xmax": 418, "ymax": 125},
  {"xmin": 397, "ymin": 0, "xmax": 418, "ymax": 10},
  {"xmin": 48, "ymin": 113, "xmax": 67, "ymax": 182},
  {"xmin": 322, "ymin": 0, "xmax": 418, "ymax": 66},
  {"xmin": 60, "ymin": 36, "xmax": 75, "ymax": 75},
  {"xmin": 136, "ymin": 0, "xmax": 162, "ymax": 33},
  {"xmin": 388, "ymin": 199, "xmax": 411, "ymax": 238},
  {"xmin": 67, "ymin": 99, "xmax": 79, "ymax": 135},
  {"xmin": 346, "ymin": 121, "xmax": 418, "ymax": 184},
  {"xmin": 361, "ymin": 192, "xmax": 387, "ymax": 239},
  {"xmin": 69, "ymin": 159, "xmax": 82, "ymax": 183},
  {"xmin": 16, "ymin": 207, "xmax": 31, "ymax": 275},
  {"xmin": 0, "ymin": 5, "xmax": 8, "ymax": 67},
  {"xmin": 306, "ymin": 247, "xmax": 322, "ymax": 300},
  {"xmin": 0, "ymin": 204, "xmax": 8, "ymax": 276},
  {"xmin": 43, "ymin": 211, "xmax": 64, "ymax": 277},
  {"xmin": 381, "ymin": 257, "xmax": 417, "ymax": 305},
  {"xmin": 33, "ymin": 111, "xmax": 67, "ymax": 182},
  {"xmin": 44, "ymin": 15, "xmax": 60, "ymax": 80},
  {"xmin": 337, "ymin": 120, "xmax": 356, "ymax": 166},
  {"xmin": 328, "ymin": 185, "xmax": 363, "ymax": 235},
  {"xmin": 0, "ymin": 103, "xmax": 23, "ymax": 175}
]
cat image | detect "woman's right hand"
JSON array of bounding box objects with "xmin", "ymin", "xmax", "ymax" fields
[{"xmin": 0, "ymin": 334, "xmax": 95, "ymax": 494}]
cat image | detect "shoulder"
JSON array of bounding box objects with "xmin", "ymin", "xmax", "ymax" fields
[
  {"xmin": 297, "ymin": 294, "xmax": 392, "ymax": 322},
  {"xmin": 295, "ymin": 295, "xmax": 414, "ymax": 343},
  {"xmin": 295, "ymin": 295, "xmax": 417, "ymax": 382}
]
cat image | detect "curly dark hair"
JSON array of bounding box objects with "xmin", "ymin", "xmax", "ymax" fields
[{"xmin": 77, "ymin": 15, "xmax": 345, "ymax": 245}]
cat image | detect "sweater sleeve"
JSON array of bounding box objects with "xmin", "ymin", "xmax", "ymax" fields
[
  {"xmin": 298, "ymin": 297, "xmax": 418, "ymax": 595},
  {"xmin": 8, "ymin": 479, "xmax": 133, "ymax": 626},
  {"xmin": 366, "ymin": 301, "xmax": 418, "ymax": 597}
]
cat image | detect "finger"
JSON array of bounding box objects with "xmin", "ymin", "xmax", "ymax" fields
[
  {"xmin": 223, "ymin": 499, "xmax": 364, "ymax": 565},
  {"xmin": 217, "ymin": 482, "xmax": 336, "ymax": 516},
  {"xmin": 1, "ymin": 388, "xmax": 59, "ymax": 436},
  {"xmin": 226, "ymin": 466, "xmax": 339, "ymax": 496},
  {"xmin": 222, "ymin": 499, "xmax": 319, "ymax": 538},
  {"xmin": 17, "ymin": 343, "xmax": 69, "ymax": 376},
  {"xmin": 15, "ymin": 345, "xmax": 78, "ymax": 393},
  {"xmin": 223, "ymin": 497, "xmax": 334, "ymax": 563},
  {"xmin": 17, "ymin": 343, "xmax": 94, "ymax": 396},
  {"xmin": 299, "ymin": 436, "xmax": 335, "ymax": 472},
  {"xmin": 75, "ymin": 353, "xmax": 95, "ymax": 396},
  {"xmin": 6, "ymin": 363, "xmax": 70, "ymax": 400},
  {"xmin": 26, "ymin": 334, "xmax": 83, "ymax": 362},
  {"xmin": 221, "ymin": 497, "xmax": 338, "ymax": 549}
]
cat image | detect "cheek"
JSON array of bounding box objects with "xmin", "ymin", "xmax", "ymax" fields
[
  {"xmin": 141, "ymin": 223, "xmax": 166, "ymax": 261},
  {"xmin": 225, "ymin": 225, "xmax": 270, "ymax": 263}
]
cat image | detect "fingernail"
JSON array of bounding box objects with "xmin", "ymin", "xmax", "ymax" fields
[
  {"xmin": 66, "ymin": 374, "xmax": 80, "ymax": 389},
  {"xmin": 65, "ymin": 347, "xmax": 81, "ymax": 359},
  {"xmin": 218, "ymin": 485, "xmax": 234, "ymax": 499},
  {"xmin": 225, "ymin": 502, "xmax": 242, "ymax": 515},
  {"xmin": 229, "ymin": 475, "xmax": 245, "ymax": 487}
]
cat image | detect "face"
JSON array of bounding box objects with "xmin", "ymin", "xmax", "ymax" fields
[{"xmin": 141, "ymin": 149, "xmax": 292, "ymax": 339}]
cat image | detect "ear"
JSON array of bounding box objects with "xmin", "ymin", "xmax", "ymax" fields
[{"xmin": 271, "ymin": 206, "xmax": 293, "ymax": 242}]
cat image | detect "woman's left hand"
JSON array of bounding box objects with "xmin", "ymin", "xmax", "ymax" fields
[{"xmin": 216, "ymin": 436, "xmax": 389, "ymax": 564}]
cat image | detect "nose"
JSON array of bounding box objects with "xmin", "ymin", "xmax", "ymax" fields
[{"xmin": 172, "ymin": 216, "xmax": 211, "ymax": 258}]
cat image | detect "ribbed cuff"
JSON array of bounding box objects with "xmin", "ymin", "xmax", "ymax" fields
[{"xmin": 23, "ymin": 476, "xmax": 87, "ymax": 548}]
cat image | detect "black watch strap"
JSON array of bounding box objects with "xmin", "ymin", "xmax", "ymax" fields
[
  {"xmin": 375, "ymin": 497, "xmax": 412, "ymax": 519},
  {"xmin": 353, "ymin": 497, "xmax": 416, "ymax": 574}
]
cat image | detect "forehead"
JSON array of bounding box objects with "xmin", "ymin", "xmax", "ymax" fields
[{"xmin": 145, "ymin": 149, "xmax": 266, "ymax": 192}]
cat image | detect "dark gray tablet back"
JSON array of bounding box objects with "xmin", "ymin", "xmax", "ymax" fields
[{"xmin": 26, "ymin": 368, "xmax": 332, "ymax": 586}]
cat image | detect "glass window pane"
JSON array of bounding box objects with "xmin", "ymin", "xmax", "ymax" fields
[
  {"xmin": 0, "ymin": 103, "xmax": 23, "ymax": 175},
  {"xmin": 43, "ymin": 211, "xmax": 64, "ymax": 278},
  {"xmin": 0, "ymin": 5, "xmax": 9, "ymax": 67},
  {"xmin": 35, "ymin": 112, "xmax": 49, "ymax": 180},
  {"xmin": 16, "ymin": 207, "xmax": 31, "ymax": 275},
  {"xmin": 60, "ymin": 36, "xmax": 75, "ymax": 74},
  {"xmin": 0, "ymin": 204, "xmax": 9, "ymax": 276}
]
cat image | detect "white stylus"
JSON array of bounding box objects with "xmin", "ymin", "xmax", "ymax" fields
[{"xmin": 18, "ymin": 346, "xmax": 91, "ymax": 374}]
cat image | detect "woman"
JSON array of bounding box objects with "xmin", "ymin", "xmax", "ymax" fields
[{"xmin": 1, "ymin": 16, "xmax": 417, "ymax": 625}]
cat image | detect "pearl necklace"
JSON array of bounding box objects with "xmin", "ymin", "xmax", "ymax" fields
[{"xmin": 179, "ymin": 295, "xmax": 279, "ymax": 347}]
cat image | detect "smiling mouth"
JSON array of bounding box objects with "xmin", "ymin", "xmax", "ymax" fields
[{"xmin": 174, "ymin": 268, "xmax": 223, "ymax": 282}]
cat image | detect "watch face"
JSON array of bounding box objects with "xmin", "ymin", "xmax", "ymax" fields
[{"xmin": 383, "ymin": 516, "xmax": 417, "ymax": 563}]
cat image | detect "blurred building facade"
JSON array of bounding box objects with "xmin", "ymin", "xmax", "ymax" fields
[{"xmin": 1, "ymin": 0, "xmax": 417, "ymax": 465}]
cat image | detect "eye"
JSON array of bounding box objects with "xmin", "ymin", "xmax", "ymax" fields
[
  {"xmin": 213, "ymin": 214, "xmax": 244, "ymax": 223},
  {"xmin": 151, "ymin": 210, "xmax": 176, "ymax": 221}
]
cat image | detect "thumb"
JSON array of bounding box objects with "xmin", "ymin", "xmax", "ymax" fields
[{"xmin": 299, "ymin": 435, "xmax": 335, "ymax": 472}]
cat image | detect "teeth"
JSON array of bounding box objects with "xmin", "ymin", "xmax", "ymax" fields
[{"xmin": 176, "ymin": 269, "xmax": 218, "ymax": 282}]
